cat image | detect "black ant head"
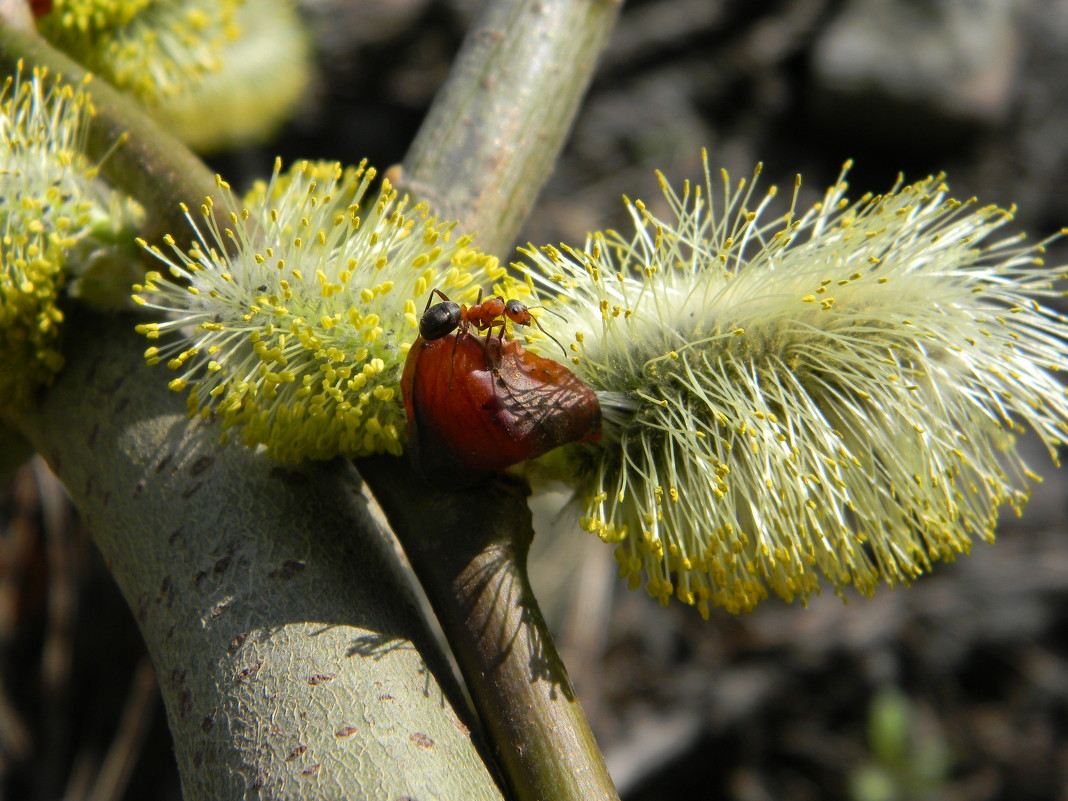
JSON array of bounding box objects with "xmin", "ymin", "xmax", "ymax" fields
[
  {"xmin": 505, "ymin": 298, "xmax": 567, "ymax": 324},
  {"xmin": 420, "ymin": 300, "xmax": 463, "ymax": 340},
  {"xmin": 503, "ymin": 299, "xmax": 567, "ymax": 357}
]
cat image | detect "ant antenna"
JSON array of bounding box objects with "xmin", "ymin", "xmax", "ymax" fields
[{"xmin": 526, "ymin": 305, "xmax": 568, "ymax": 358}]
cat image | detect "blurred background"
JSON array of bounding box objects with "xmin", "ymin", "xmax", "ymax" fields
[{"xmin": 2, "ymin": 0, "xmax": 1067, "ymax": 798}]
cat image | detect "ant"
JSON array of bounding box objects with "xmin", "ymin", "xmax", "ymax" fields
[
  {"xmin": 417, "ymin": 288, "xmax": 567, "ymax": 390},
  {"xmin": 419, "ymin": 288, "xmax": 566, "ymax": 352},
  {"xmin": 403, "ymin": 289, "xmax": 601, "ymax": 479}
]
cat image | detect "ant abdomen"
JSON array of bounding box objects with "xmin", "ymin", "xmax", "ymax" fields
[{"xmin": 419, "ymin": 299, "xmax": 463, "ymax": 340}]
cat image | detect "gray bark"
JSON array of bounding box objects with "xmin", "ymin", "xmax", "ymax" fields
[{"xmin": 16, "ymin": 311, "xmax": 505, "ymax": 800}]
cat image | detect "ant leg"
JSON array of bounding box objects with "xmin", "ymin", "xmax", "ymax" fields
[
  {"xmin": 448, "ymin": 323, "xmax": 465, "ymax": 391},
  {"xmin": 423, "ymin": 287, "xmax": 453, "ymax": 314},
  {"xmin": 469, "ymin": 319, "xmax": 502, "ymax": 378},
  {"xmin": 488, "ymin": 319, "xmax": 507, "ymax": 362}
]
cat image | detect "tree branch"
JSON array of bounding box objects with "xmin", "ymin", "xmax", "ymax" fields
[
  {"xmin": 3, "ymin": 0, "xmax": 626, "ymax": 795},
  {"xmin": 397, "ymin": 0, "xmax": 623, "ymax": 256},
  {"xmin": 363, "ymin": 0, "xmax": 625, "ymax": 798},
  {"xmin": 361, "ymin": 457, "xmax": 619, "ymax": 801},
  {"xmin": 0, "ymin": 21, "xmax": 232, "ymax": 245},
  {"xmin": 15, "ymin": 310, "xmax": 507, "ymax": 800},
  {"xmin": 1, "ymin": 20, "xmax": 505, "ymax": 801}
]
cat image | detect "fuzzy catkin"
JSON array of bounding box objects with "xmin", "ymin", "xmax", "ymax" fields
[
  {"xmin": 134, "ymin": 159, "xmax": 500, "ymax": 461},
  {"xmin": 515, "ymin": 156, "xmax": 1068, "ymax": 616}
]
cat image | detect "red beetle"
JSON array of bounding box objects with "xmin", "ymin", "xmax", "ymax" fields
[{"xmin": 401, "ymin": 292, "xmax": 600, "ymax": 484}]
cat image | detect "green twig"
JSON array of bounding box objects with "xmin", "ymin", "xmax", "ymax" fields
[
  {"xmin": 2, "ymin": 17, "xmax": 503, "ymax": 801},
  {"xmin": 3, "ymin": 1, "xmax": 625, "ymax": 797},
  {"xmin": 360, "ymin": 457, "xmax": 619, "ymax": 801},
  {"xmin": 0, "ymin": 20, "xmax": 227, "ymax": 244},
  {"xmin": 363, "ymin": 0, "xmax": 625, "ymax": 798},
  {"xmin": 16, "ymin": 312, "xmax": 504, "ymax": 801},
  {"xmin": 397, "ymin": 0, "xmax": 623, "ymax": 257}
]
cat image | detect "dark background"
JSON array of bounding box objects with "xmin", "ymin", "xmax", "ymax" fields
[{"xmin": 3, "ymin": 0, "xmax": 1067, "ymax": 798}]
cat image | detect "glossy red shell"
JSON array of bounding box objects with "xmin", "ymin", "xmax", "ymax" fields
[{"xmin": 401, "ymin": 333, "xmax": 600, "ymax": 482}]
